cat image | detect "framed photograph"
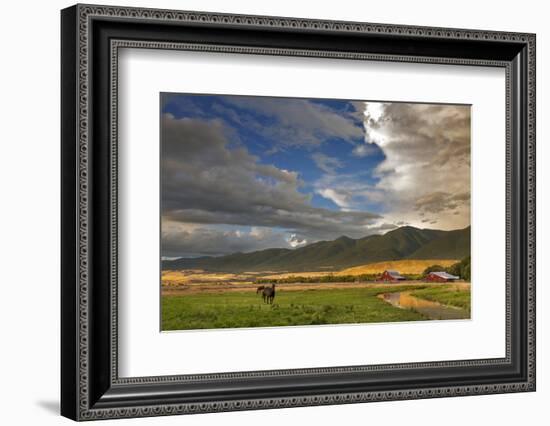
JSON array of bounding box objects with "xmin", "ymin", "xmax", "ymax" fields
[{"xmin": 61, "ymin": 4, "xmax": 536, "ymax": 421}]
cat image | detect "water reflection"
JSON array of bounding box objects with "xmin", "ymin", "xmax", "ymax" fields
[{"xmin": 378, "ymin": 291, "xmax": 469, "ymax": 320}]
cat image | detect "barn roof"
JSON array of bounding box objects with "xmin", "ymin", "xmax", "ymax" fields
[
  {"xmin": 385, "ymin": 270, "xmax": 405, "ymax": 279},
  {"xmin": 429, "ymin": 271, "xmax": 459, "ymax": 280}
]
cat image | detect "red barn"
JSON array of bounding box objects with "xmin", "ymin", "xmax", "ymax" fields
[
  {"xmin": 380, "ymin": 270, "xmax": 406, "ymax": 282},
  {"xmin": 426, "ymin": 271, "xmax": 459, "ymax": 282}
]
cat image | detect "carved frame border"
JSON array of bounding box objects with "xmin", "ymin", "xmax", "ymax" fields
[{"xmin": 61, "ymin": 3, "xmax": 536, "ymax": 421}]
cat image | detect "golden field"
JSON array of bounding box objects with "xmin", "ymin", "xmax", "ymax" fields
[
  {"xmin": 337, "ymin": 259, "xmax": 457, "ymax": 275},
  {"xmin": 162, "ymin": 259, "xmax": 459, "ymax": 286},
  {"xmin": 161, "ymin": 270, "xmax": 257, "ymax": 286},
  {"xmin": 261, "ymin": 259, "xmax": 458, "ymax": 280}
]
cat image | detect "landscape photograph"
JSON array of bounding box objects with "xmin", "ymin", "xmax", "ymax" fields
[{"xmin": 160, "ymin": 93, "xmax": 471, "ymax": 331}]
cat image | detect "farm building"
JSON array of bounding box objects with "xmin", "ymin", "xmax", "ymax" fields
[
  {"xmin": 426, "ymin": 271, "xmax": 460, "ymax": 282},
  {"xmin": 380, "ymin": 270, "xmax": 406, "ymax": 282}
]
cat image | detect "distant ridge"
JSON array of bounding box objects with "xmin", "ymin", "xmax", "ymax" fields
[{"xmin": 163, "ymin": 225, "xmax": 471, "ymax": 273}]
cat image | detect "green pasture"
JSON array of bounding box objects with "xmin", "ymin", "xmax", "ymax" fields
[
  {"xmin": 409, "ymin": 285, "xmax": 472, "ymax": 314},
  {"xmin": 161, "ymin": 284, "xmax": 469, "ymax": 331}
]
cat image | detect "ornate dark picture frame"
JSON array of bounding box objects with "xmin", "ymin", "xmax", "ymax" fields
[{"xmin": 61, "ymin": 4, "xmax": 536, "ymax": 421}]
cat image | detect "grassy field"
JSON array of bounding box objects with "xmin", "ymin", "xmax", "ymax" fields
[
  {"xmin": 161, "ymin": 285, "xmax": 434, "ymax": 330},
  {"xmin": 409, "ymin": 284, "xmax": 471, "ymax": 313}
]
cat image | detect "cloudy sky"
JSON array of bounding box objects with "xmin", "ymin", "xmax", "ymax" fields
[{"xmin": 161, "ymin": 94, "xmax": 470, "ymax": 258}]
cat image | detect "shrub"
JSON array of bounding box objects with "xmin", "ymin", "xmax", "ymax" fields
[{"xmin": 448, "ymin": 256, "xmax": 471, "ymax": 281}]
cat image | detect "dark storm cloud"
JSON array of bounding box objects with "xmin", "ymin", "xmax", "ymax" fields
[
  {"xmin": 223, "ymin": 97, "xmax": 364, "ymax": 147},
  {"xmin": 161, "ymin": 114, "xmax": 381, "ymax": 255},
  {"xmin": 161, "ymin": 224, "xmax": 291, "ymax": 258},
  {"xmin": 414, "ymin": 191, "xmax": 470, "ymax": 214}
]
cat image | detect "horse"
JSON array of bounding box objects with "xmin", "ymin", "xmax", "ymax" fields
[
  {"xmin": 256, "ymin": 285, "xmax": 266, "ymax": 302},
  {"xmin": 262, "ymin": 284, "xmax": 276, "ymax": 305}
]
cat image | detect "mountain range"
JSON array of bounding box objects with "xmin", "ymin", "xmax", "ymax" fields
[{"xmin": 162, "ymin": 225, "xmax": 471, "ymax": 273}]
